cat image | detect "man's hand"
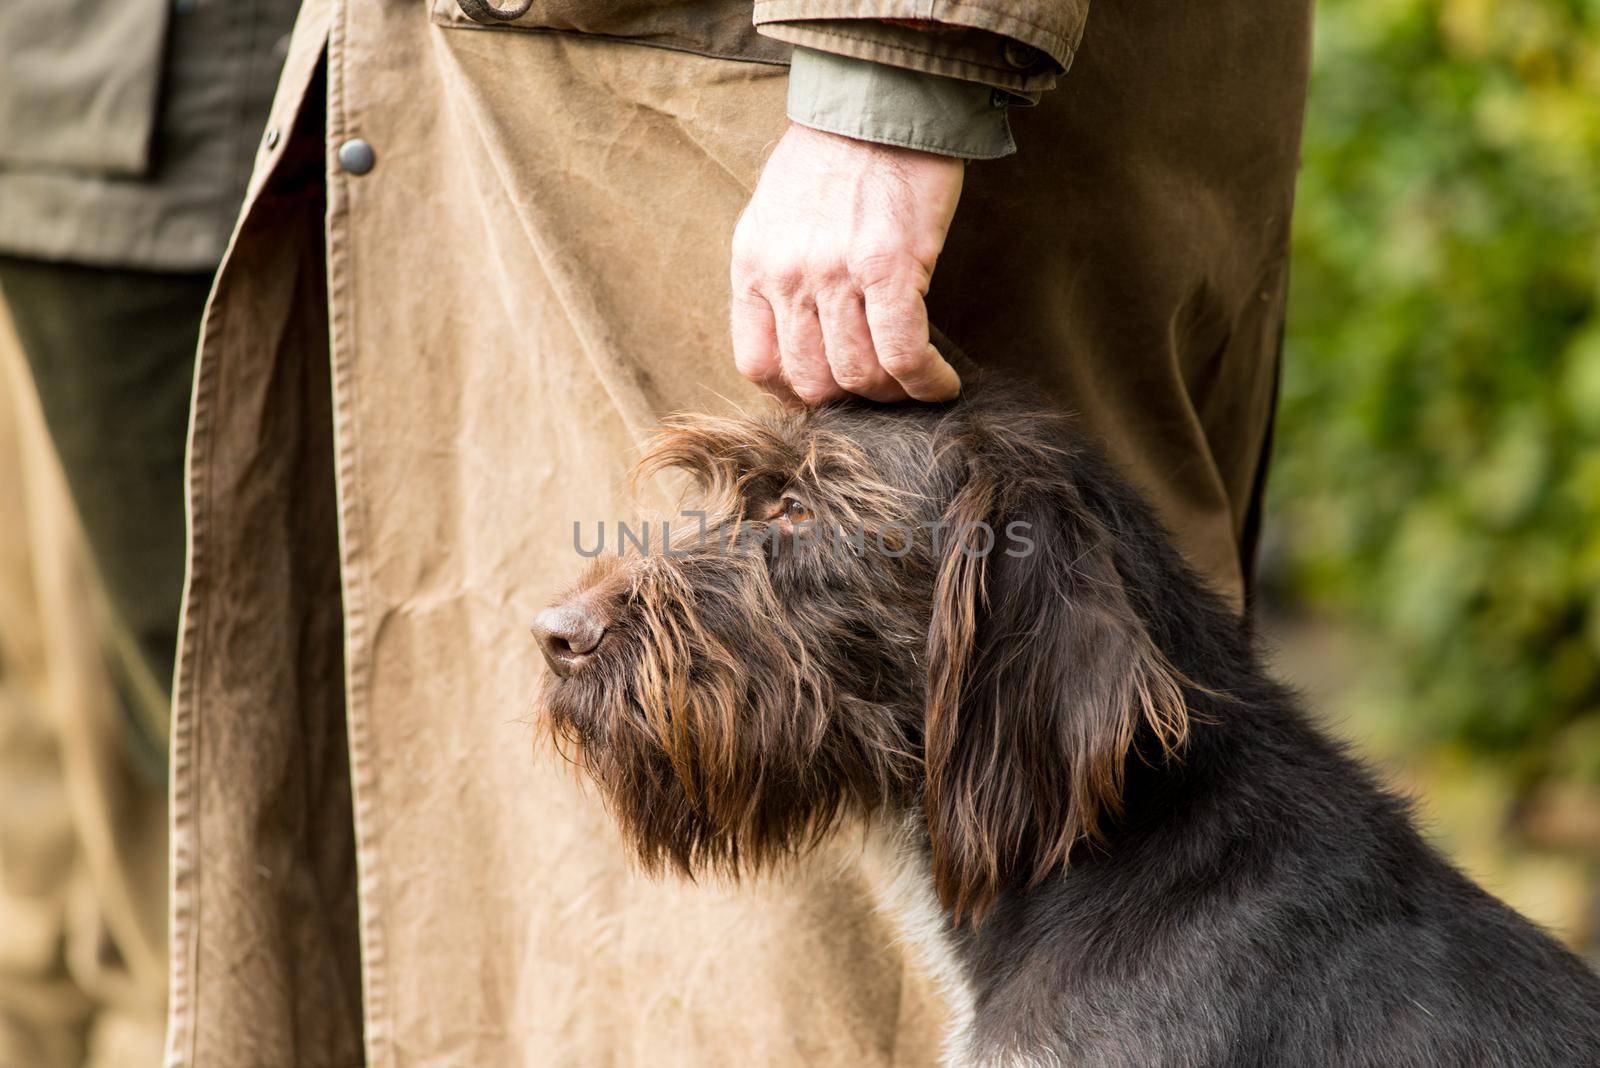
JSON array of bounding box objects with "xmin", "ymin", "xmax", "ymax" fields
[{"xmin": 731, "ymin": 123, "xmax": 964, "ymax": 404}]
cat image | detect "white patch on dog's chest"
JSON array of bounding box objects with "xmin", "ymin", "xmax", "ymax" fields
[
  {"xmin": 858, "ymin": 816, "xmax": 1070, "ymax": 1068},
  {"xmin": 859, "ymin": 815, "xmax": 981, "ymax": 1067}
]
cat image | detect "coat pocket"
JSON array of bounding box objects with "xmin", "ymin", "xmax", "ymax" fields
[
  {"xmin": 0, "ymin": 0, "xmax": 169, "ymax": 176},
  {"xmin": 429, "ymin": 0, "xmax": 790, "ymax": 65}
]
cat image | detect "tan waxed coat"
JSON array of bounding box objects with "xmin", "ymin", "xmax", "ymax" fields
[{"xmin": 166, "ymin": 2, "xmax": 1312, "ymax": 1065}]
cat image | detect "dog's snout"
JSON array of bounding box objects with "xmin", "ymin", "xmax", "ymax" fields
[{"xmin": 533, "ymin": 601, "xmax": 607, "ymax": 677}]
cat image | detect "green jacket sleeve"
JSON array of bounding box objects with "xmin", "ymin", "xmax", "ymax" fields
[
  {"xmin": 786, "ymin": 46, "xmax": 1016, "ymax": 159},
  {"xmin": 754, "ymin": 0, "xmax": 1086, "ymax": 94}
]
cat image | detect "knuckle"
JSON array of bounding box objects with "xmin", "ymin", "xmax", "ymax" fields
[
  {"xmin": 862, "ymin": 282, "xmax": 920, "ymax": 314},
  {"xmin": 805, "ymin": 247, "xmax": 852, "ymax": 282},
  {"xmin": 829, "ymin": 358, "xmax": 878, "ymax": 391},
  {"xmin": 878, "ymin": 348, "xmax": 930, "ymax": 377},
  {"xmin": 832, "ymin": 369, "xmax": 874, "ymax": 393},
  {"xmin": 850, "ymin": 243, "xmax": 913, "ymax": 287},
  {"xmin": 765, "ymin": 263, "xmax": 807, "ymax": 300},
  {"xmin": 730, "ymin": 285, "xmax": 768, "ymax": 311}
]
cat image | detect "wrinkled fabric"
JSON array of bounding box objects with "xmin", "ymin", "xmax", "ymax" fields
[
  {"xmin": 168, "ymin": 1, "xmax": 1312, "ymax": 1065},
  {"xmin": 427, "ymin": 0, "xmax": 790, "ymax": 63},
  {"xmin": 755, "ymin": 0, "xmax": 1087, "ymax": 92}
]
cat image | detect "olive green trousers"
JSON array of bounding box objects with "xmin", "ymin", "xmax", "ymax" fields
[{"xmin": 0, "ymin": 260, "xmax": 201, "ymax": 1068}]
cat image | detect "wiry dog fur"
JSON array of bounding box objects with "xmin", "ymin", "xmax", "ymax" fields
[{"xmin": 535, "ymin": 371, "xmax": 1600, "ymax": 1067}]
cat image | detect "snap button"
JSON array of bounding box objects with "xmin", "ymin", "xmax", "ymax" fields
[
  {"xmin": 337, "ymin": 138, "xmax": 376, "ymax": 176},
  {"xmin": 263, "ymin": 128, "xmax": 280, "ymax": 150},
  {"xmin": 1002, "ymin": 40, "xmax": 1040, "ymax": 70}
]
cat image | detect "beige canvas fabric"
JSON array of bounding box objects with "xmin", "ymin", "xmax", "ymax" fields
[{"xmin": 167, "ymin": 2, "xmax": 1312, "ymax": 1065}]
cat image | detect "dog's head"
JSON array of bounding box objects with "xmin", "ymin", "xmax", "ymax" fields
[{"xmin": 535, "ymin": 382, "xmax": 1189, "ymax": 920}]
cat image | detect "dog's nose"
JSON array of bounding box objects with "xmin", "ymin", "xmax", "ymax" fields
[{"xmin": 533, "ymin": 602, "xmax": 607, "ymax": 677}]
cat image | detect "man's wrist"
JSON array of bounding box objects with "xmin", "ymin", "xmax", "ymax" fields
[{"xmin": 786, "ymin": 46, "xmax": 1017, "ymax": 161}]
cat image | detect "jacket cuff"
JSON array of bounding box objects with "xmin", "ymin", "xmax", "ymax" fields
[
  {"xmin": 787, "ymin": 46, "xmax": 1016, "ymax": 160},
  {"xmin": 754, "ymin": 1, "xmax": 1085, "ymax": 94}
]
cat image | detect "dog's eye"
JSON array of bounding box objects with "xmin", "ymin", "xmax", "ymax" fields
[{"xmin": 780, "ymin": 497, "xmax": 811, "ymax": 524}]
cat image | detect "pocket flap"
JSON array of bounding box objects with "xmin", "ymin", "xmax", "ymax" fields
[{"xmin": 0, "ymin": 0, "xmax": 170, "ymax": 176}]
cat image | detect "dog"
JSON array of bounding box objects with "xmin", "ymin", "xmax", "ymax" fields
[{"xmin": 532, "ymin": 368, "xmax": 1600, "ymax": 1067}]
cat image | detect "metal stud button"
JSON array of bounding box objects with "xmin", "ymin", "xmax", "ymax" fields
[
  {"xmin": 264, "ymin": 128, "xmax": 280, "ymax": 150},
  {"xmin": 337, "ymin": 138, "xmax": 376, "ymax": 176}
]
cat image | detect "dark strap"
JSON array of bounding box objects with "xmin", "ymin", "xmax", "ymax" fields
[{"xmin": 456, "ymin": 0, "xmax": 534, "ymax": 23}]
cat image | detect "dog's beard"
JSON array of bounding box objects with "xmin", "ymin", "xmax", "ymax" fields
[
  {"xmin": 543, "ymin": 667, "xmax": 862, "ymax": 879},
  {"xmin": 539, "ymin": 552, "xmax": 922, "ymax": 879}
]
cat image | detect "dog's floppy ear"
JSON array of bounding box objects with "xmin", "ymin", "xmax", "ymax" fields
[{"xmin": 924, "ymin": 414, "xmax": 1189, "ymax": 922}]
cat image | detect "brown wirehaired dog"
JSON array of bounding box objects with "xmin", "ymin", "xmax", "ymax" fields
[{"xmin": 533, "ymin": 370, "xmax": 1600, "ymax": 1067}]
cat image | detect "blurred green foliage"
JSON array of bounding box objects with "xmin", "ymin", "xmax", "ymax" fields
[{"xmin": 1274, "ymin": 0, "xmax": 1600, "ymax": 788}]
